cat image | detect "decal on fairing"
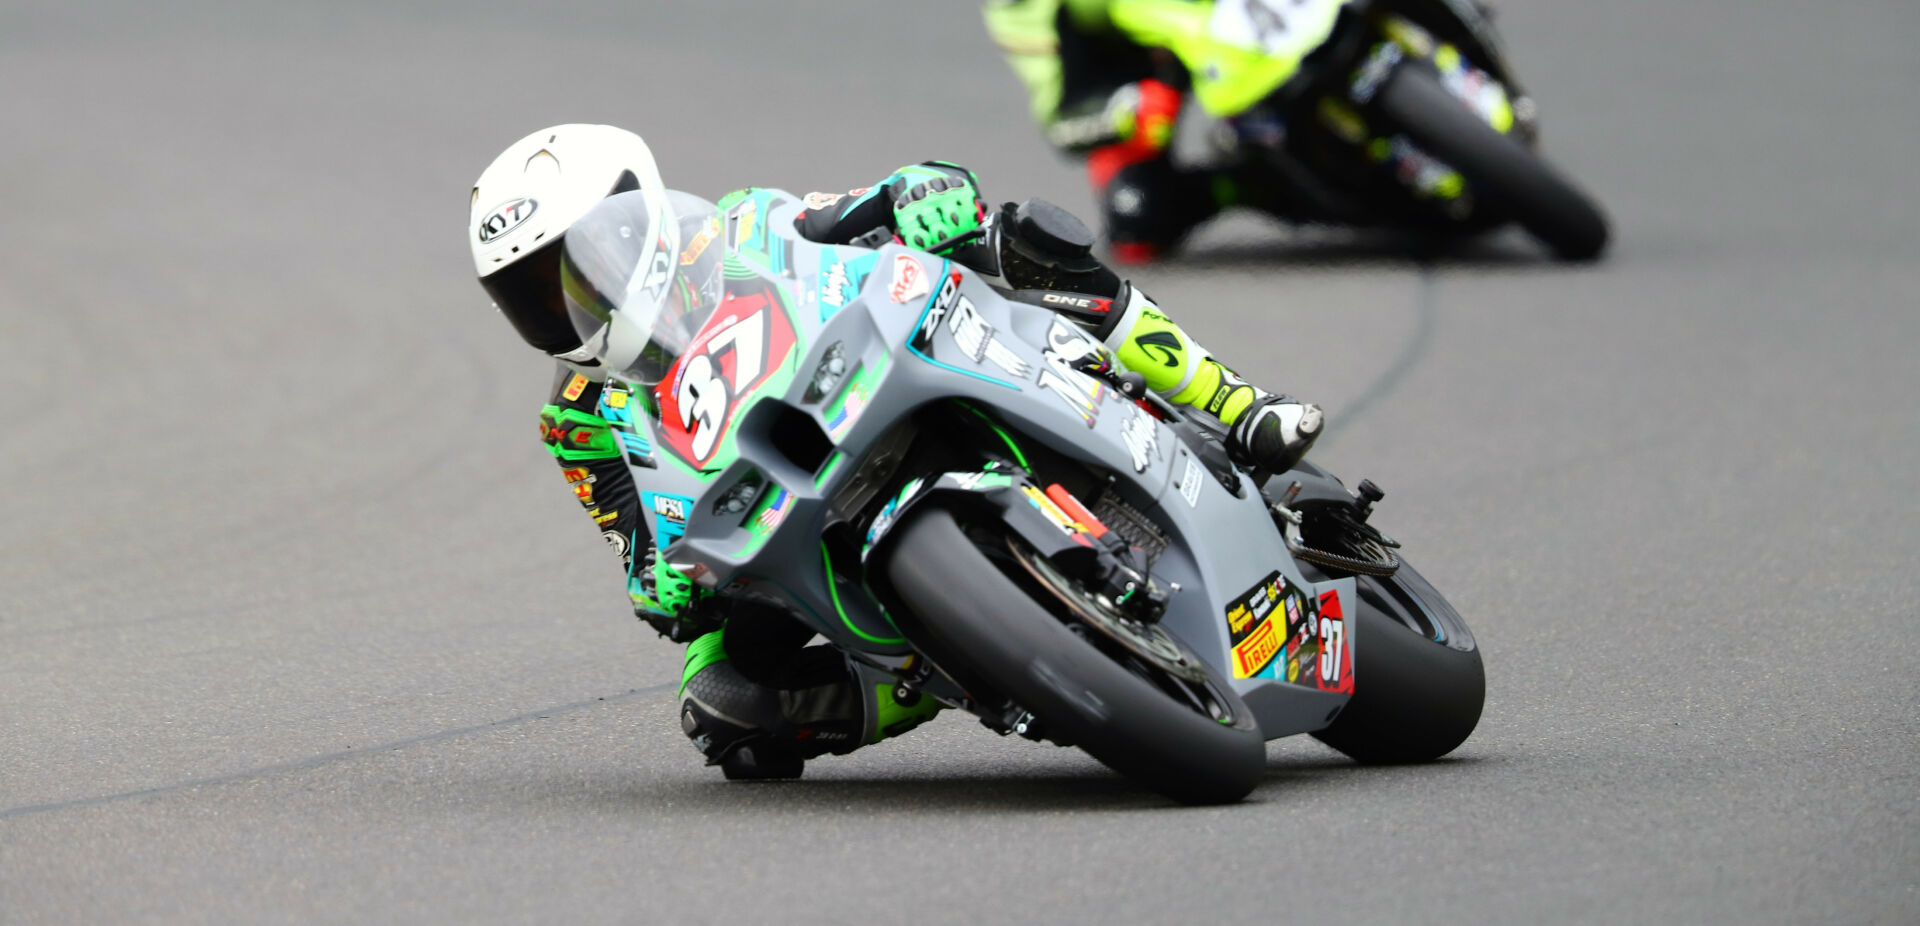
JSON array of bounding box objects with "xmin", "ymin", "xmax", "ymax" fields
[
  {"xmin": 888, "ymin": 253, "xmax": 930, "ymax": 304},
  {"xmin": 1307, "ymin": 588, "xmax": 1353, "ymax": 693},
  {"xmin": 1119, "ymin": 404, "xmax": 1159, "ymax": 473},
  {"xmin": 643, "ymin": 491, "xmax": 694, "ymax": 549},
  {"xmin": 940, "ymin": 281, "xmax": 1033, "ymax": 379},
  {"xmin": 904, "ymin": 266, "xmax": 1017, "ymax": 389},
  {"xmin": 1178, "ymin": 453, "xmax": 1203, "ymax": 507},
  {"xmin": 725, "ymin": 197, "xmax": 759, "ymax": 255},
  {"xmin": 824, "ymin": 367, "xmax": 877, "ymax": 441},
  {"xmin": 653, "ymin": 283, "xmax": 799, "ymax": 469},
  {"xmin": 1035, "ymin": 317, "xmax": 1106, "ymax": 427},
  {"xmin": 1225, "ymin": 571, "xmax": 1288, "ymax": 678},
  {"xmin": 749, "ymin": 486, "xmax": 793, "ymax": 532},
  {"xmin": 682, "ymin": 214, "xmax": 721, "ymax": 266},
  {"xmin": 817, "ymin": 250, "xmax": 880, "ymax": 320}
]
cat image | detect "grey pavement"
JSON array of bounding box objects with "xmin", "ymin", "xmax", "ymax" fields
[{"xmin": 1, "ymin": 2, "xmax": 1915, "ymax": 924}]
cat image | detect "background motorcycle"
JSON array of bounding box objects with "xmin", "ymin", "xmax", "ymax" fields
[
  {"xmin": 586, "ymin": 190, "xmax": 1484, "ymax": 804},
  {"xmin": 1113, "ymin": 0, "xmax": 1610, "ymax": 259}
]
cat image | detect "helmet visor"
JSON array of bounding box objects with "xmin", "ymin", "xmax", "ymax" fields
[
  {"xmin": 561, "ymin": 189, "xmax": 724, "ymax": 385},
  {"xmin": 479, "ymin": 236, "xmax": 576, "ymax": 354}
]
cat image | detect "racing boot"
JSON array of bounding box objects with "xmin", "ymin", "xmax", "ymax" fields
[
  {"xmin": 678, "ymin": 633, "xmax": 943, "ymax": 780},
  {"xmin": 1225, "ymin": 393, "xmax": 1324, "ymax": 476},
  {"xmin": 1104, "ymin": 286, "xmax": 1323, "ymax": 473},
  {"xmin": 678, "ymin": 631, "xmax": 807, "ymax": 779}
]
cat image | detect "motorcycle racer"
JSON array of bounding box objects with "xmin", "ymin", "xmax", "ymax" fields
[
  {"xmin": 469, "ymin": 126, "xmax": 1321, "ymax": 778},
  {"xmin": 983, "ymin": 0, "xmax": 1293, "ymax": 262}
]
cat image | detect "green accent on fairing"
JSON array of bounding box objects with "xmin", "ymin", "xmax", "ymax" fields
[
  {"xmin": 869, "ymin": 683, "xmax": 943, "ymax": 743},
  {"xmin": 679, "ymin": 629, "xmax": 728, "ymax": 698},
  {"xmin": 956, "ymin": 401, "xmax": 1031, "ymax": 470},
  {"xmin": 542, "ymin": 405, "xmax": 620, "ymax": 461},
  {"xmin": 813, "ymin": 452, "xmax": 845, "ymax": 489},
  {"xmin": 1111, "ymin": 0, "xmax": 1352, "ymax": 117},
  {"xmin": 822, "ymin": 542, "xmax": 904, "ymax": 645}
]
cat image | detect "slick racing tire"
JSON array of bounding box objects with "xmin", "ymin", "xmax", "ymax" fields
[
  {"xmin": 1311, "ymin": 559, "xmax": 1484, "ymax": 763},
  {"xmin": 1375, "ymin": 60, "xmax": 1610, "ymax": 261},
  {"xmin": 886, "ymin": 508, "xmax": 1265, "ymax": 805}
]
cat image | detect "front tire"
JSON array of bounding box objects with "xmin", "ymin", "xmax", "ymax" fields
[
  {"xmin": 1312, "ymin": 560, "xmax": 1485, "ymax": 762},
  {"xmin": 885, "ymin": 508, "xmax": 1265, "ymax": 804},
  {"xmin": 1374, "ymin": 60, "xmax": 1610, "ymax": 260}
]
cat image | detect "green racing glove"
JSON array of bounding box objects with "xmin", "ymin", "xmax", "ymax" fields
[{"xmin": 891, "ymin": 162, "xmax": 988, "ymax": 255}]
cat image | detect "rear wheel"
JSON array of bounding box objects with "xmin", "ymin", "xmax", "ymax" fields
[
  {"xmin": 1375, "ymin": 60, "xmax": 1610, "ymax": 260},
  {"xmin": 1311, "ymin": 559, "xmax": 1484, "ymax": 762},
  {"xmin": 885, "ymin": 508, "xmax": 1265, "ymax": 804}
]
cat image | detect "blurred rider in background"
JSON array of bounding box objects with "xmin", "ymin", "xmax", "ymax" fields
[
  {"xmin": 984, "ymin": 0, "xmax": 1292, "ymax": 262},
  {"xmin": 466, "ymin": 124, "xmax": 1321, "ymax": 778}
]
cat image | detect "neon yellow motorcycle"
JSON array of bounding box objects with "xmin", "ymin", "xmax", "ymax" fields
[{"xmin": 1113, "ymin": 0, "xmax": 1609, "ymax": 259}]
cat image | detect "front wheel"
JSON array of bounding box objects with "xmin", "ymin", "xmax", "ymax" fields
[
  {"xmin": 885, "ymin": 508, "xmax": 1265, "ymax": 804},
  {"xmin": 1312, "ymin": 559, "xmax": 1485, "ymax": 763},
  {"xmin": 1374, "ymin": 60, "xmax": 1610, "ymax": 260}
]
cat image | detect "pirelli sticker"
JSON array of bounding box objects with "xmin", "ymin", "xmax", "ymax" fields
[{"xmin": 1225, "ymin": 571, "xmax": 1287, "ymax": 678}]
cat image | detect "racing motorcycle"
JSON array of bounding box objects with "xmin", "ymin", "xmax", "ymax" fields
[
  {"xmin": 581, "ymin": 190, "xmax": 1483, "ymax": 804},
  {"xmin": 1111, "ymin": 0, "xmax": 1610, "ymax": 259}
]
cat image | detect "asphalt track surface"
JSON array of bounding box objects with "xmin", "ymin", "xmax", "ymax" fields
[{"xmin": 2, "ymin": 2, "xmax": 1916, "ymax": 923}]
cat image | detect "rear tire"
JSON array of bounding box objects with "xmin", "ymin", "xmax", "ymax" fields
[
  {"xmin": 1312, "ymin": 560, "xmax": 1484, "ymax": 763},
  {"xmin": 1375, "ymin": 61, "xmax": 1610, "ymax": 261},
  {"xmin": 885, "ymin": 508, "xmax": 1265, "ymax": 804}
]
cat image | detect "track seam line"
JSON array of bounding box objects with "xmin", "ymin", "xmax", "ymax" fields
[
  {"xmin": 1321, "ymin": 265, "xmax": 1438, "ymax": 444},
  {"xmin": 0, "ymin": 682, "xmax": 677, "ymax": 822}
]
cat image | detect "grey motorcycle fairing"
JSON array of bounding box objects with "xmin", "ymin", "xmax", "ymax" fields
[{"xmin": 619, "ymin": 189, "xmax": 1357, "ymax": 740}]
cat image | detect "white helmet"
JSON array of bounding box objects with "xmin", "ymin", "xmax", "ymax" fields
[{"xmin": 469, "ymin": 124, "xmax": 664, "ymax": 355}]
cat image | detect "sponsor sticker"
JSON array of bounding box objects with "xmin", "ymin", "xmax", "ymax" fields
[
  {"xmin": 803, "ymin": 190, "xmax": 845, "ymax": 209},
  {"xmin": 1036, "ymin": 318, "xmax": 1105, "ymax": 427},
  {"xmin": 1040, "ymin": 291, "xmax": 1113, "ymax": 314},
  {"xmin": 681, "ymin": 215, "xmax": 720, "ymax": 265},
  {"xmin": 1179, "ymin": 455, "xmax": 1202, "ymax": 507},
  {"xmin": 562, "ymin": 373, "xmax": 590, "ymax": 402},
  {"xmin": 821, "ymin": 261, "xmax": 853, "ymax": 309},
  {"xmin": 755, "ymin": 487, "xmax": 794, "ymax": 531},
  {"xmin": 1120, "ymin": 405, "xmax": 1158, "ymax": 473},
  {"xmin": 1226, "ymin": 571, "xmax": 1288, "ymax": 678},
  {"xmin": 601, "ymin": 529, "xmax": 630, "ymax": 559},
  {"xmin": 1313, "ymin": 589, "xmax": 1352, "ymax": 693},
  {"xmin": 1233, "ymin": 616, "xmax": 1282, "ymax": 678},
  {"xmin": 889, "ymin": 254, "xmax": 930, "ymax": 304},
  {"xmin": 653, "ymin": 494, "xmax": 687, "ymax": 523}
]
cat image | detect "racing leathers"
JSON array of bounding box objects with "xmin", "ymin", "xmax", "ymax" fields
[
  {"xmin": 547, "ymin": 161, "xmax": 1319, "ymax": 776},
  {"xmin": 983, "ymin": 0, "xmax": 1296, "ymax": 261}
]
